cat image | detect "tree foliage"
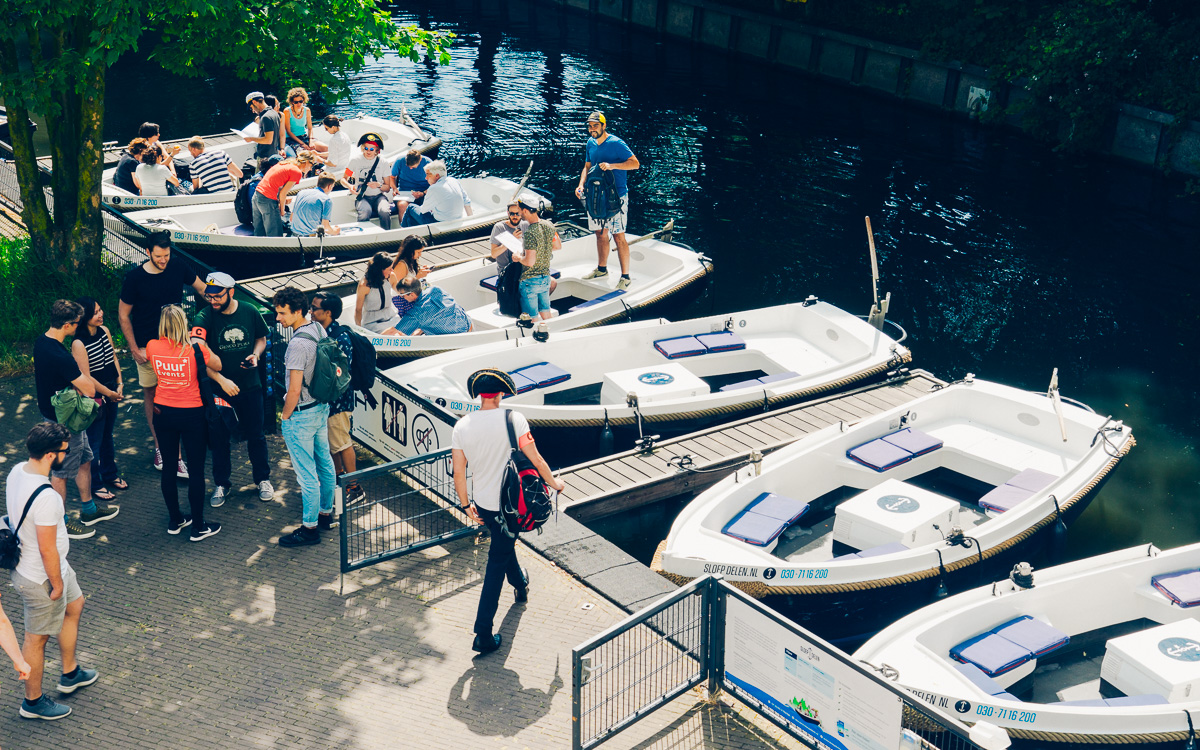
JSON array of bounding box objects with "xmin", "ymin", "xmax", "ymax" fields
[{"xmin": 0, "ymin": 0, "xmax": 452, "ymax": 273}]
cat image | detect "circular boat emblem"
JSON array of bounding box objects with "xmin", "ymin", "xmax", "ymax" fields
[
  {"xmin": 1159, "ymin": 637, "xmax": 1200, "ymax": 661},
  {"xmin": 877, "ymin": 494, "xmax": 919, "ymax": 513},
  {"xmin": 763, "ymin": 568, "xmax": 776, "ymax": 580},
  {"xmin": 111, "ymin": 197, "xmax": 121, "ymax": 205},
  {"xmin": 954, "ymin": 700, "xmax": 970, "ymax": 714},
  {"xmin": 638, "ymin": 371, "xmax": 675, "ymax": 386}
]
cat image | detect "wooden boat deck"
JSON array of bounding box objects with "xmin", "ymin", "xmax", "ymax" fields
[
  {"xmin": 557, "ymin": 369, "xmax": 946, "ymax": 522},
  {"xmin": 39, "ymin": 132, "xmax": 247, "ymax": 171}
]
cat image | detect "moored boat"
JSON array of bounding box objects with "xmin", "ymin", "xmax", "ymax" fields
[{"xmin": 854, "ymin": 542, "xmax": 1200, "ymax": 745}]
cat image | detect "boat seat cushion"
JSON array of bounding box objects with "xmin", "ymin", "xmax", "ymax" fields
[
  {"xmin": 847, "ymin": 439, "xmax": 913, "ymax": 472},
  {"xmin": 654, "ymin": 336, "xmax": 707, "ymax": 359},
  {"xmin": 512, "ymin": 362, "xmax": 570, "ymax": 389},
  {"xmin": 1104, "ymin": 694, "xmax": 1169, "ymax": 706},
  {"xmin": 951, "ymin": 662, "xmax": 1017, "ymax": 700},
  {"xmin": 979, "ymin": 469, "xmax": 1060, "ymax": 513},
  {"xmin": 1053, "ymin": 698, "xmax": 1109, "ymax": 707},
  {"xmin": 718, "ymin": 371, "xmax": 804, "ymax": 393},
  {"xmin": 856, "ymin": 541, "xmax": 909, "ymax": 558},
  {"xmin": 505, "ymin": 370, "xmax": 537, "ymax": 396},
  {"xmin": 881, "ymin": 428, "xmax": 944, "ymax": 456},
  {"xmin": 1151, "ymin": 569, "xmax": 1200, "ymax": 607},
  {"xmin": 568, "ymin": 289, "xmax": 625, "ymax": 312},
  {"xmin": 221, "ymin": 224, "xmax": 255, "ymax": 236},
  {"xmin": 950, "ymin": 633, "xmax": 1033, "ymax": 677},
  {"xmin": 719, "ymin": 378, "xmax": 762, "ymax": 393},
  {"xmin": 722, "ymin": 492, "xmax": 809, "ymax": 547},
  {"xmin": 1006, "ymin": 468, "xmax": 1057, "ymax": 493},
  {"xmin": 758, "ymin": 371, "xmax": 800, "ymax": 385},
  {"xmin": 695, "ymin": 331, "xmax": 746, "ymax": 353},
  {"xmin": 991, "ymin": 616, "xmax": 1069, "ymax": 657}
]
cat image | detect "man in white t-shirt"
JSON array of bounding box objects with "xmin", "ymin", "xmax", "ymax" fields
[
  {"xmin": 451, "ymin": 369, "xmax": 564, "ymax": 655},
  {"xmin": 6, "ymin": 422, "xmax": 99, "ymax": 720},
  {"xmin": 321, "ymin": 116, "xmax": 353, "ymax": 181}
]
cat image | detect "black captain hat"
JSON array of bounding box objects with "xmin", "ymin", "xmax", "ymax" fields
[{"xmin": 467, "ymin": 368, "xmax": 517, "ymax": 398}]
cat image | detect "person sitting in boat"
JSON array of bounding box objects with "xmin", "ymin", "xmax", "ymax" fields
[
  {"xmin": 389, "ymin": 150, "xmax": 431, "ymax": 216},
  {"xmin": 288, "ymin": 175, "xmax": 341, "ymax": 238},
  {"xmin": 186, "ymin": 136, "xmax": 241, "ymax": 195},
  {"xmin": 282, "ymin": 88, "xmax": 328, "ymax": 158},
  {"xmin": 389, "ymin": 236, "xmax": 430, "ymax": 318},
  {"xmin": 341, "ymin": 133, "xmax": 394, "ymax": 230},
  {"xmin": 354, "ymin": 252, "xmax": 401, "ymax": 334},
  {"xmin": 114, "ymin": 138, "xmax": 150, "ymax": 194},
  {"xmin": 394, "ymin": 276, "xmax": 472, "ymax": 336},
  {"xmin": 321, "ymin": 116, "xmax": 352, "ymax": 186},
  {"xmin": 138, "ymin": 122, "xmax": 181, "ymax": 171},
  {"xmin": 399, "ymin": 160, "xmax": 465, "ymax": 228},
  {"xmin": 133, "ymin": 144, "xmax": 182, "ymax": 197},
  {"xmin": 490, "ymin": 202, "xmax": 560, "ymax": 291}
]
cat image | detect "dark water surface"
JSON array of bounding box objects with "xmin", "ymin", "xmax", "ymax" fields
[{"xmin": 106, "ymin": 0, "xmax": 1200, "ymax": 564}]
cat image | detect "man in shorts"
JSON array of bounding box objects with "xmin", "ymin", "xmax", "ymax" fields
[
  {"xmin": 310, "ymin": 292, "xmax": 365, "ymax": 504},
  {"xmin": 575, "ymin": 111, "xmax": 639, "ymax": 290},
  {"xmin": 34, "ymin": 300, "xmax": 118, "ymax": 539},
  {"xmin": 118, "ymin": 231, "xmax": 207, "ymax": 474},
  {"xmin": 8, "ymin": 422, "xmax": 100, "ymax": 720}
]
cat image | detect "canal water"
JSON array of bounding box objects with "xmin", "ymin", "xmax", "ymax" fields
[{"xmin": 105, "ymin": 0, "xmax": 1200, "ymax": 566}]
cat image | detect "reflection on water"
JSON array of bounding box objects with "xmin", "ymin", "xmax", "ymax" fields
[{"xmin": 104, "ymin": 0, "xmax": 1200, "ymax": 562}]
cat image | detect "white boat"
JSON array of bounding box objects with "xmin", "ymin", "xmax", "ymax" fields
[
  {"xmin": 102, "ymin": 115, "xmax": 441, "ymax": 211},
  {"xmin": 651, "ymin": 378, "xmax": 1134, "ymax": 628},
  {"xmin": 118, "ymin": 176, "xmax": 552, "ymax": 257},
  {"xmin": 386, "ymin": 301, "xmax": 909, "ymax": 431},
  {"xmin": 329, "ymin": 231, "xmax": 712, "ymax": 360},
  {"xmin": 855, "ymin": 542, "xmax": 1200, "ymax": 745}
]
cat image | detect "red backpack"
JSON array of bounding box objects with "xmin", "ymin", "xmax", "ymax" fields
[{"xmin": 498, "ymin": 410, "xmax": 555, "ymax": 538}]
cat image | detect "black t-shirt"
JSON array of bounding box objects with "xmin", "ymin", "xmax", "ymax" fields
[
  {"xmin": 34, "ymin": 334, "xmax": 82, "ymax": 422},
  {"xmin": 256, "ymin": 109, "xmax": 281, "ymax": 160},
  {"xmin": 114, "ymin": 153, "xmax": 139, "ymax": 193},
  {"xmin": 119, "ymin": 257, "xmax": 197, "ymax": 348},
  {"xmin": 193, "ymin": 300, "xmax": 269, "ymax": 391}
]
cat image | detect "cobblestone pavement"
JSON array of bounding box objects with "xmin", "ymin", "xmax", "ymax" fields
[{"xmin": 0, "ymin": 371, "xmax": 803, "ymax": 750}]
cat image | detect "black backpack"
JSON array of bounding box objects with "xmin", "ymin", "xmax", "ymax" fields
[
  {"xmin": 332, "ymin": 322, "xmax": 378, "ymax": 409},
  {"xmin": 497, "ymin": 410, "xmax": 555, "ymax": 538},
  {"xmin": 496, "ymin": 260, "xmax": 524, "ymax": 318},
  {"xmin": 0, "ymin": 485, "xmax": 55, "ymax": 569},
  {"xmin": 584, "ymin": 165, "xmax": 622, "ymax": 221},
  {"xmin": 234, "ymin": 176, "xmax": 262, "ymax": 226}
]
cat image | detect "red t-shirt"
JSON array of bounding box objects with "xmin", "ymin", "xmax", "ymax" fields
[
  {"xmin": 147, "ymin": 339, "xmax": 211, "ymax": 408},
  {"xmin": 255, "ymin": 164, "xmax": 303, "ymax": 201}
]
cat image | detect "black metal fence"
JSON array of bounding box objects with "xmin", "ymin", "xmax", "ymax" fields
[{"xmin": 337, "ymin": 449, "xmax": 481, "ymax": 573}]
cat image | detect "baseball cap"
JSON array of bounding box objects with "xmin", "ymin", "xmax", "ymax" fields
[
  {"xmin": 467, "ymin": 368, "xmax": 517, "ymax": 398},
  {"xmin": 587, "ymin": 111, "xmax": 606, "ymax": 125},
  {"xmin": 245, "ymin": 91, "xmax": 265, "ymax": 103},
  {"xmin": 204, "ymin": 271, "xmax": 235, "ymax": 295},
  {"xmin": 516, "ymin": 197, "xmax": 541, "ymax": 213}
]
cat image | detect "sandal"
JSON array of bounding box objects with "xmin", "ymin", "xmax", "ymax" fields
[
  {"xmin": 93, "ymin": 487, "xmax": 116, "ymax": 501},
  {"xmin": 110, "ymin": 477, "xmax": 129, "ymax": 491}
]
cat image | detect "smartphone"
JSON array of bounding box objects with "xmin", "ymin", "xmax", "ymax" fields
[{"xmin": 240, "ymin": 358, "xmax": 255, "ymax": 369}]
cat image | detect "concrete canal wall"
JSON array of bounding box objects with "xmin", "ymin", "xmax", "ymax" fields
[{"xmin": 520, "ymin": 0, "xmax": 1200, "ymax": 176}]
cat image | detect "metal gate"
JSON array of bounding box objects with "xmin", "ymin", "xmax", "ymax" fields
[{"xmin": 338, "ymin": 450, "xmax": 481, "ymax": 573}]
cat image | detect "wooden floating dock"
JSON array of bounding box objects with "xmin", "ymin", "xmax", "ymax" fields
[{"xmin": 557, "ymin": 369, "xmax": 946, "ymax": 522}]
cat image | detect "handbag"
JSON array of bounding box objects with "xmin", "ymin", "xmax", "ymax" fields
[
  {"xmin": 51, "ymin": 386, "xmax": 100, "ymax": 433},
  {"xmin": 0, "ymin": 485, "xmax": 56, "ymax": 570},
  {"xmin": 192, "ymin": 344, "xmax": 225, "ymax": 434}
]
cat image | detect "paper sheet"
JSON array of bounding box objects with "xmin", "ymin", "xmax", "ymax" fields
[
  {"xmin": 229, "ymin": 122, "xmax": 261, "ymax": 139},
  {"xmin": 495, "ymin": 231, "xmax": 522, "ymax": 254}
]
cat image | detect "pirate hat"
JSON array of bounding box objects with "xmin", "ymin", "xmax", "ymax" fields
[{"xmin": 467, "ymin": 368, "xmax": 517, "ymax": 398}]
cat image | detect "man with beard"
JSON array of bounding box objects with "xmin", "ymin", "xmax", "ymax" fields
[
  {"xmin": 7, "ymin": 422, "xmax": 100, "ymax": 720},
  {"xmin": 574, "ymin": 111, "xmax": 639, "ymax": 290},
  {"xmin": 191, "ymin": 272, "xmax": 273, "ymax": 507},
  {"xmin": 118, "ymin": 231, "xmax": 207, "ymax": 475}
]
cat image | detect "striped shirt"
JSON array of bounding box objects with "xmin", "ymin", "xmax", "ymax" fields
[
  {"xmin": 75, "ymin": 325, "xmax": 118, "ymax": 388},
  {"xmin": 191, "ymin": 150, "xmax": 236, "ymax": 193},
  {"xmin": 396, "ymin": 287, "xmax": 471, "ymax": 336}
]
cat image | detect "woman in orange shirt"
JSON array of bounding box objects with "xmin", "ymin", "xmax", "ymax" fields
[{"xmin": 146, "ymin": 305, "xmax": 233, "ymax": 542}]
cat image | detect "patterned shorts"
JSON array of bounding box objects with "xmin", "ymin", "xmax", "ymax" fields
[{"xmin": 587, "ymin": 194, "xmax": 629, "ymax": 235}]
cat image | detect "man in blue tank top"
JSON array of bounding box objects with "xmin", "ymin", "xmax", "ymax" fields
[{"xmin": 574, "ymin": 111, "xmax": 640, "ymax": 291}]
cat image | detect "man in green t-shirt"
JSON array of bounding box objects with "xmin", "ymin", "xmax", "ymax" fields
[{"xmin": 191, "ymin": 272, "xmax": 273, "ymax": 507}]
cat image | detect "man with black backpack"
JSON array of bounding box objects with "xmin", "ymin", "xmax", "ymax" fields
[
  {"xmin": 273, "ymin": 287, "xmax": 345, "ymax": 547},
  {"xmin": 574, "ymin": 111, "xmax": 640, "ymax": 291},
  {"xmin": 451, "ymin": 369, "xmax": 564, "ymax": 655},
  {"xmin": 310, "ymin": 291, "xmax": 368, "ymax": 504}
]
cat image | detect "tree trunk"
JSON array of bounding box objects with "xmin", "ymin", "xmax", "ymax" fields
[
  {"xmin": 0, "ymin": 37, "xmax": 54, "ymax": 265},
  {"xmin": 70, "ymin": 13, "xmax": 106, "ymax": 277}
]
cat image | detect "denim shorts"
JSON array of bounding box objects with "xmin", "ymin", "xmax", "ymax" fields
[{"xmin": 518, "ymin": 275, "xmax": 551, "ymax": 316}]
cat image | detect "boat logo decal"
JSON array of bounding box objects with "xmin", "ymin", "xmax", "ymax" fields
[
  {"xmin": 877, "ymin": 494, "xmax": 920, "ymax": 513},
  {"xmin": 638, "ymin": 371, "xmax": 675, "ymax": 386},
  {"xmin": 762, "ymin": 567, "xmax": 776, "ymax": 580},
  {"xmin": 954, "ymin": 700, "xmax": 971, "ymax": 714},
  {"xmin": 1159, "ymin": 637, "xmax": 1200, "ymax": 661}
]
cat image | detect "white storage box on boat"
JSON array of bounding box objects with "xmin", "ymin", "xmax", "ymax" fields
[
  {"xmin": 601, "ymin": 363, "xmax": 711, "ymax": 404},
  {"xmin": 1101, "ymin": 619, "xmax": 1200, "ymax": 702},
  {"xmin": 832, "ymin": 478, "xmax": 959, "ymax": 551}
]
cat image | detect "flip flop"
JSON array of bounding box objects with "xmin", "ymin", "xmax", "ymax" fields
[
  {"xmin": 110, "ymin": 478, "xmax": 129, "ymax": 491},
  {"xmin": 93, "ymin": 488, "xmax": 116, "ymax": 501}
]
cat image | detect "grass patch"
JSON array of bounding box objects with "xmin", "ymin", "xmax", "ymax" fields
[{"xmin": 0, "ymin": 235, "xmax": 126, "ymax": 377}]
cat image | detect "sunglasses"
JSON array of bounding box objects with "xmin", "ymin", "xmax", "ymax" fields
[
  {"xmin": 204, "ymin": 290, "xmax": 230, "ymax": 299},
  {"xmin": 291, "ymin": 99, "xmax": 304, "ymax": 104},
  {"xmin": 57, "ymin": 447, "xmax": 70, "ymax": 455},
  {"xmin": 507, "ymin": 212, "xmax": 520, "ymax": 218},
  {"xmin": 362, "ymin": 146, "xmax": 378, "ymax": 152}
]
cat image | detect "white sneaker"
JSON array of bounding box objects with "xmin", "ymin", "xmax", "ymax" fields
[
  {"xmin": 176, "ymin": 459, "xmax": 189, "ymax": 479},
  {"xmin": 616, "ymin": 276, "xmax": 632, "ymax": 291},
  {"xmin": 210, "ymin": 485, "xmax": 228, "ymax": 508},
  {"xmin": 258, "ymin": 480, "xmax": 275, "ymax": 502},
  {"xmin": 153, "ymin": 448, "xmax": 163, "ymax": 472}
]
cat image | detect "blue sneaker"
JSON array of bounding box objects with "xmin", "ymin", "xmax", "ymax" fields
[
  {"xmin": 19, "ymin": 694, "xmax": 72, "ymax": 720},
  {"xmin": 57, "ymin": 666, "xmax": 98, "ymax": 694}
]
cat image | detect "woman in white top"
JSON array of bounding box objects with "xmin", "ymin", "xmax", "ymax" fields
[
  {"xmin": 354, "ymin": 252, "xmax": 401, "ymax": 334},
  {"xmin": 132, "ymin": 145, "xmax": 181, "ymax": 197}
]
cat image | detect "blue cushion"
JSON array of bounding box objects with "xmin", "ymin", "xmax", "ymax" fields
[
  {"xmin": 505, "ymin": 371, "xmax": 537, "ymax": 396},
  {"xmin": 513, "ymin": 362, "xmax": 571, "ymax": 388},
  {"xmin": 719, "ymin": 379, "xmax": 762, "ymax": 393},
  {"xmin": 992, "ymin": 616, "xmax": 1069, "ymax": 657},
  {"xmin": 950, "ymin": 633, "xmax": 1033, "ymax": 677},
  {"xmin": 758, "ymin": 371, "xmax": 800, "ymax": 385},
  {"xmin": 979, "ymin": 484, "xmax": 1034, "ymax": 514},
  {"xmin": 568, "ymin": 289, "xmax": 626, "ymax": 312},
  {"xmin": 1006, "ymin": 468, "xmax": 1057, "ymax": 492},
  {"xmin": 847, "ymin": 439, "xmax": 913, "ymax": 471},
  {"xmin": 746, "ymin": 493, "xmax": 809, "ymax": 523},
  {"xmin": 695, "ymin": 331, "xmax": 746, "ymax": 353},
  {"xmin": 654, "ymin": 336, "xmax": 707, "ymax": 359},
  {"xmin": 480, "ymin": 275, "xmax": 500, "ymax": 291},
  {"xmin": 881, "ymin": 428, "xmax": 944, "ymax": 456},
  {"xmin": 1152, "ymin": 569, "xmax": 1200, "ymax": 607},
  {"xmin": 722, "ymin": 493, "xmax": 809, "ymax": 547}
]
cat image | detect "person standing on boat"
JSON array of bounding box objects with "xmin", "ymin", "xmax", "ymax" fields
[
  {"xmin": 272, "ymin": 287, "xmax": 338, "ymax": 548},
  {"xmin": 289, "ymin": 175, "xmax": 341, "ymax": 237},
  {"xmin": 309, "ymin": 291, "xmax": 366, "ymax": 505},
  {"xmin": 491, "ymin": 202, "xmax": 561, "ymax": 285},
  {"xmin": 398, "ymin": 160, "xmax": 465, "ymax": 227},
  {"xmin": 252, "ymin": 152, "xmax": 316, "ymax": 237},
  {"xmin": 118, "ymin": 231, "xmax": 207, "ymax": 475},
  {"xmin": 575, "ymin": 111, "xmax": 639, "ymax": 291},
  {"xmin": 321, "ymin": 116, "xmax": 352, "ymax": 184},
  {"xmin": 510, "ymin": 198, "xmax": 556, "ymax": 322},
  {"xmin": 389, "ymin": 149, "xmax": 431, "ymax": 216},
  {"xmin": 342, "ymin": 133, "xmax": 394, "ymax": 230},
  {"xmin": 191, "ymin": 272, "xmax": 274, "ymax": 508},
  {"xmin": 452, "ymin": 369, "xmax": 564, "ymax": 654},
  {"xmin": 243, "ymin": 92, "xmax": 284, "ymax": 161},
  {"xmin": 283, "ymin": 88, "xmax": 327, "ymax": 158},
  {"xmin": 186, "ymin": 136, "xmax": 241, "ymax": 195}
]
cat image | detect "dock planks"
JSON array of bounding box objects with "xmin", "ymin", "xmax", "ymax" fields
[
  {"xmin": 557, "ymin": 370, "xmax": 946, "ymax": 521},
  {"xmin": 39, "ymin": 132, "xmax": 247, "ymax": 171}
]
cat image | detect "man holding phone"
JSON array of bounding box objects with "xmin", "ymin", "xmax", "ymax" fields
[{"xmin": 191, "ymin": 272, "xmax": 273, "ymax": 507}]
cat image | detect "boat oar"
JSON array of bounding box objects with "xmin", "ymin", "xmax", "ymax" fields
[
  {"xmin": 864, "ymin": 217, "xmax": 890, "ymax": 331},
  {"xmin": 1048, "ymin": 368, "xmax": 1068, "ymax": 442},
  {"xmin": 628, "ymin": 219, "xmax": 675, "ymax": 247},
  {"xmin": 401, "ymin": 105, "xmax": 427, "ymax": 142},
  {"xmin": 510, "ymin": 160, "xmax": 534, "ymax": 202}
]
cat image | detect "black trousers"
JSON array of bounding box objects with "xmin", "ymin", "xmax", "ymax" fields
[
  {"xmin": 209, "ymin": 388, "xmax": 270, "ymax": 486},
  {"xmin": 473, "ymin": 510, "xmax": 527, "ymax": 637},
  {"xmin": 154, "ymin": 405, "xmax": 208, "ymax": 528}
]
